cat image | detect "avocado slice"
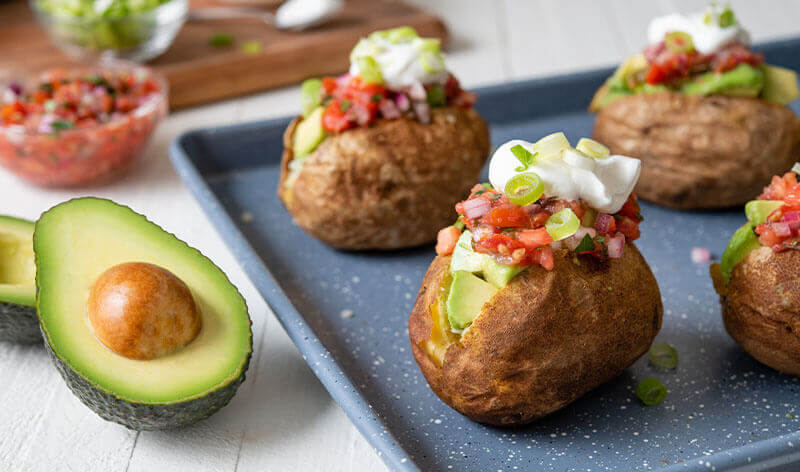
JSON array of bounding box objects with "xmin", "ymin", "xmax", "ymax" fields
[
  {"xmin": 446, "ymin": 270, "xmax": 498, "ymax": 331},
  {"xmin": 482, "ymin": 258, "xmax": 524, "ymax": 289},
  {"xmin": 745, "ymin": 200, "xmax": 784, "ymax": 225},
  {"xmin": 682, "ymin": 64, "xmax": 765, "ymax": 98},
  {"xmin": 292, "ymin": 107, "xmax": 327, "ymax": 158},
  {"xmin": 0, "ymin": 216, "xmax": 38, "ymax": 344},
  {"xmin": 762, "ymin": 65, "xmax": 800, "ymax": 105},
  {"xmin": 720, "ymin": 222, "xmax": 762, "ymax": 283},
  {"xmin": 35, "ymin": 198, "xmax": 253, "ymax": 430}
]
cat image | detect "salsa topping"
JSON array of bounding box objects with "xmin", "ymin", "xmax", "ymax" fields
[
  {"xmin": 1, "ymin": 69, "xmax": 161, "ymax": 134},
  {"xmin": 753, "ymin": 169, "xmax": 800, "ymax": 251}
]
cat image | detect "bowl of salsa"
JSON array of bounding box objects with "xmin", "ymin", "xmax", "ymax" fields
[{"xmin": 0, "ymin": 63, "xmax": 167, "ymax": 187}]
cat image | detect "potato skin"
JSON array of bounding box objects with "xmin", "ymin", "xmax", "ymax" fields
[
  {"xmin": 593, "ymin": 93, "xmax": 800, "ymax": 209},
  {"xmin": 279, "ymin": 107, "xmax": 490, "ymax": 249},
  {"xmin": 409, "ymin": 245, "xmax": 663, "ymax": 425},
  {"xmin": 717, "ymin": 247, "xmax": 800, "ymax": 376}
]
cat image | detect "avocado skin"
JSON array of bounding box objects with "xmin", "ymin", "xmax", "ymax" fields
[
  {"xmin": 0, "ymin": 303, "xmax": 39, "ymax": 344},
  {"xmin": 45, "ymin": 338, "xmax": 252, "ymax": 430}
]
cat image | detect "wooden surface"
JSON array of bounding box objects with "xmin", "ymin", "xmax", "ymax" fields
[
  {"xmin": 1, "ymin": 1, "xmax": 799, "ymax": 471},
  {"xmin": 0, "ymin": 0, "xmax": 447, "ymax": 109}
]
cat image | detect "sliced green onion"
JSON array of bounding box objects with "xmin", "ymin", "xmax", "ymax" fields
[
  {"xmin": 510, "ymin": 144, "xmax": 536, "ymax": 171},
  {"xmin": 576, "ymin": 138, "xmax": 610, "ymax": 159},
  {"xmin": 419, "ymin": 52, "xmax": 444, "ymax": 74},
  {"xmin": 43, "ymin": 100, "xmax": 57, "ymax": 113},
  {"xmin": 636, "ymin": 378, "xmax": 667, "ymax": 406},
  {"xmin": 426, "ymin": 85, "xmax": 446, "ymax": 107},
  {"xmin": 792, "ymin": 162, "xmax": 800, "ymax": 175},
  {"xmin": 453, "ymin": 217, "xmax": 465, "ymax": 230},
  {"xmin": 533, "ymin": 132, "xmax": 570, "ymax": 161},
  {"xmin": 356, "ymin": 56, "xmax": 384, "ymax": 84},
  {"xmin": 504, "ymin": 172, "xmax": 545, "ymax": 206},
  {"xmin": 209, "ymin": 33, "xmax": 234, "ymax": 47},
  {"xmin": 648, "ymin": 343, "xmax": 679, "ymax": 369},
  {"xmin": 718, "ymin": 8, "xmax": 736, "ymax": 27},
  {"xmin": 664, "ymin": 31, "xmax": 695, "ymax": 54},
  {"xmin": 416, "ymin": 38, "xmax": 441, "ymax": 53},
  {"xmin": 385, "ymin": 26, "xmax": 418, "ymax": 44},
  {"xmin": 545, "ymin": 209, "xmax": 580, "ymax": 241},
  {"xmin": 300, "ymin": 78, "xmax": 323, "ymax": 118}
]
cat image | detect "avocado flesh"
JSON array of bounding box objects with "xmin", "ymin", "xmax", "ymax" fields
[
  {"xmin": 682, "ymin": 64, "xmax": 764, "ymax": 97},
  {"xmin": 0, "ymin": 216, "xmax": 39, "ymax": 344},
  {"xmin": 745, "ymin": 200, "xmax": 784, "ymax": 225},
  {"xmin": 35, "ymin": 198, "xmax": 252, "ymax": 430},
  {"xmin": 762, "ymin": 65, "xmax": 800, "ymax": 105},
  {"xmin": 446, "ymin": 271, "xmax": 498, "ymax": 331},
  {"xmin": 292, "ymin": 107, "xmax": 327, "ymax": 158},
  {"xmin": 449, "ymin": 230, "xmax": 524, "ymax": 288},
  {"xmin": 720, "ymin": 222, "xmax": 762, "ymax": 284}
]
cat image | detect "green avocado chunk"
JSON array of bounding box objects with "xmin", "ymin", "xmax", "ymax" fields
[
  {"xmin": 681, "ymin": 64, "xmax": 764, "ymax": 97},
  {"xmin": 720, "ymin": 222, "xmax": 762, "ymax": 283},
  {"xmin": 0, "ymin": 215, "xmax": 39, "ymax": 344},
  {"xmin": 446, "ymin": 270, "xmax": 498, "ymax": 331},
  {"xmin": 762, "ymin": 65, "xmax": 800, "ymax": 105},
  {"xmin": 744, "ymin": 200, "xmax": 783, "ymax": 225},
  {"xmin": 482, "ymin": 258, "xmax": 524, "ymax": 289},
  {"xmin": 292, "ymin": 107, "xmax": 327, "ymax": 157},
  {"xmin": 35, "ymin": 198, "xmax": 253, "ymax": 430}
]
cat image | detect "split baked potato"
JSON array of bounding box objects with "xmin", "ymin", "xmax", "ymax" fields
[
  {"xmin": 593, "ymin": 93, "xmax": 800, "ymax": 209},
  {"xmin": 279, "ymin": 107, "xmax": 489, "ymax": 249},
  {"xmin": 409, "ymin": 246, "xmax": 663, "ymax": 425}
]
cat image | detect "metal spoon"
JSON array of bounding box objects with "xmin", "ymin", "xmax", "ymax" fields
[{"xmin": 189, "ymin": 0, "xmax": 344, "ymax": 31}]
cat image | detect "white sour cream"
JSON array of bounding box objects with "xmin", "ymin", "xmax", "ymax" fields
[
  {"xmin": 488, "ymin": 139, "xmax": 642, "ymax": 214},
  {"xmin": 647, "ymin": 9, "xmax": 750, "ymax": 55},
  {"xmin": 349, "ymin": 35, "xmax": 449, "ymax": 90}
]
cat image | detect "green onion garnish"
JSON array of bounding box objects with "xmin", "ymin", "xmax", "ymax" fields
[
  {"xmin": 504, "ymin": 172, "xmax": 544, "ymax": 206},
  {"xmin": 357, "ymin": 56, "xmax": 384, "ymax": 84},
  {"xmin": 50, "ymin": 121, "xmax": 74, "ymax": 131},
  {"xmin": 648, "ymin": 343, "xmax": 679, "ymax": 369},
  {"xmin": 545, "ymin": 209, "xmax": 580, "ymax": 241},
  {"xmin": 533, "ymin": 132, "xmax": 570, "ymax": 161},
  {"xmin": 300, "ymin": 78, "xmax": 323, "ymax": 118},
  {"xmin": 574, "ymin": 234, "xmax": 596, "ymax": 253},
  {"xmin": 636, "ymin": 378, "xmax": 667, "ymax": 406},
  {"xmin": 426, "ymin": 85, "xmax": 446, "ymax": 107},
  {"xmin": 664, "ymin": 31, "xmax": 695, "ymax": 54},
  {"xmin": 510, "ymin": 144, "xmax": 536, "ymax": 171},
  {"xmin": 385, "ymin": 26, "xmax": 418, "ymax": 44},
  {"xmin": 575, "ymin": 138, "xmax": 610, "ymax": 159},
  {"xmin": 209, "ymin": 33, "xmax": 234, "ymax": 47}
]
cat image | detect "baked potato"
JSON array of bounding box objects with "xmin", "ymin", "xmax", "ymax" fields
[
  {"xmin": 593, "ymin": 93, "xmax": 800, "ymax": 209},
  {"xmin": 408, "ymin": 133, "xmax": 663, "ymax": 425},
  {"xmin": 711, "ymin": 167, "xmax": 800, "ymax": 375},
  {"xmin": 279, "ymin": 107, "xmax": 489, "ymax": 249},
  {"xmin": 589, "ymin": 5, "xmax": 800, "ymax": 209},
  {"xmin": 409, "ymin": 247, "xmax": 662, "ymax": 425}
]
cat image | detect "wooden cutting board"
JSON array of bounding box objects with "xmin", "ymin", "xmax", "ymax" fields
[{"xmin": 0, "ymin": 0, "xmax": 447, "ymax": 109}]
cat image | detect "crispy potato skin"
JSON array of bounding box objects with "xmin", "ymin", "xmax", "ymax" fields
[
  {"xmin": 409, "ymin": 245, "xmax": 663, "ymax": 425},
  {"xmin": 593, "ymin": 93, "xmax": 800, "ymax": 209},
  {"xmin": 279, "ymin": 107, "xmax": 490, "ymax": 249},
  {"xmin": 718, "ymin": 247, "xmax": 800, "ymax": 376}
]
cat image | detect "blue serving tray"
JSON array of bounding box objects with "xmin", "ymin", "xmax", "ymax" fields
[{"xmin": 170, "ymin": 37, "xmax": 800, "ymax": 472}]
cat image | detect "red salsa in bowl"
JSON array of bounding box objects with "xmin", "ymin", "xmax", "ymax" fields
[{"xmin": 0, "ymin": 64, "xmax": 166, "ymax": 187}]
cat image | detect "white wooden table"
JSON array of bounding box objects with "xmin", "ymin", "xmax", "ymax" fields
[{"xmin": 2, "ymin": 1, "xmax": 798, "ymax": 470}]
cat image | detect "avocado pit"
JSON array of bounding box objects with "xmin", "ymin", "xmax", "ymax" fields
[{"xmin": 88, "ymin": 262, "xmax": 201, "ymax": 360}]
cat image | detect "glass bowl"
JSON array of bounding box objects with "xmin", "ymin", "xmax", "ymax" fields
[
  {"xmin": 0, "ymin": 63, "xmax": 168, "ymax": 187},
  {"xmin": 30, "ymin": 0, "xmax": 187, "ymax": 63}
]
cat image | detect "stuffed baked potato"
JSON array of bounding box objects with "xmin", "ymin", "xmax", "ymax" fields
[
  {"xmin": 711, "ymin": 165, "xmax": 800, "ymax": 375},
  {"xmin": 409, "ymin": 134, "xmax": 663, "ymax": 425},
  {"xmin": 590, "ymin": 5, "xmax": 800, "ymax": 209},
  {"xmin": 278, "ymin": 27, "xmax": 490, "ymax": 249}
]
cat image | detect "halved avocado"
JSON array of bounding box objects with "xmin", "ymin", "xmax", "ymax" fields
[
  {"xmin": 0, "ymin": 216, "xmax": 38, "ymax": 344},
  {"xmin": 35, "ymin": 198, "xmax": 252, "ymax": 430}
]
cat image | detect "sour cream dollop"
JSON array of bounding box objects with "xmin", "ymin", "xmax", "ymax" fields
[
  {"xmin": 349, "ymin": 32, "xmax": 449, "ymax": 90},
  {"xmin": 488, "ymin": 139, "xmax": 642, "ymax": 214},
  {"xmin": 647, "ymin": 8, "xmax": 750, "ymax": 55}
]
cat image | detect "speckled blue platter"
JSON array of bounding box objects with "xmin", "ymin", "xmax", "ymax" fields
[{"xmin": 170, "ymin": 37, "xmax": 800, "ymax": 472}]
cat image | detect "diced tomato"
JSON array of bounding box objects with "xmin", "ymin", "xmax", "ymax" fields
[
  {"xmin": 474, "ymin": 233, "xmax": 524, "ymax": 255},
  {"xmin": 783, "ymin": 184, "xmax": 800, "ymax": 211},
  {"xmin": 618, "ymin": 194, "xmax": 641, "ymax": 220},
  {"xmin": 532, "ymin": 246, "xmax": 554, "ymax": 271},
  {"xmin": 484, "ymin": 206, "xmax": 531, "ymax": 228},
  {"xmin": 756, "ymin": 223, "xmax": 783, "ymax": 249},
  {"xmin": 435, "ymin": 226, "xmax": 461, "ymax": 256},
  {"xmin": 616, "ymin": 216, "xmax": 641, "ymax": 241},
  {"xmin": 517, "ymin": 228, "xmax": 553, "ymax": 249},
  {"xmin": 322, "ymin": 77, "xmax": 338, "ymax": 95},
  {"xmin": 321, "ymin": 100, "xmax": 353, "ymax": 133}
]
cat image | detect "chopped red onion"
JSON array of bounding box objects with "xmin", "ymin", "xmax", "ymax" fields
[
  {"xmin": 783, "ymin": 210, "xmax": 800, "ymax": 223},
  {"xmin": 462, "ymin": 198, "xmax": 491, "ymax": 219},
  {"xmin": 773, "ymin": 222, "xmax": 792, "ymax": 238},
  {"xmin": 379, "ymin": 99, "xmax": 401, "ymax": 119},
  {"xmin": 607, "ymin": 234, "xmax": 625, "ymax": 259},
  {"xmin": 413, "ymin": 101, "xmax": 430, "ymax": 124},
  {"xmin": 407, "ymin": 81, "xmax": 426, "ymax": 101},
  {"xmin": 336, "ymin": 73, "xmax": 351, "ymax": 88},
  {"xmin": 472, "ymin": 224, "xmax": 496, "ymax": 242},
  {"xmin": 594, "ymin": 213, "xmax": 614, "ymax": 234},
  {"xmin": 564, "ymin": 227, "xmax": 597, "ymax": 251},
  {"xmin": 690, "ymin": 247, "xmax": 711, "ymax": 264},
  {"xmin": 394, "ymin": 93, "xmax": 410, "ymax": 112},
  {"xmin": 352, "ymin": 105, "xmax": 371, "ymax": 126}
]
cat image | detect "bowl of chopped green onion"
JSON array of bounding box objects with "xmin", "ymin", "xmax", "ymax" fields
[{"xmin": 30, "ymin": 0, "xmax": 188, "ymax": 63}]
